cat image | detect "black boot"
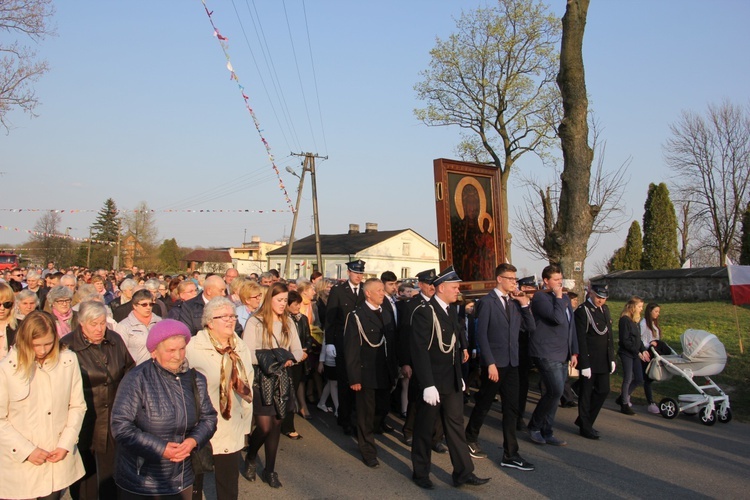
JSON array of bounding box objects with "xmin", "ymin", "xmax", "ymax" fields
[{"xmin": 240, "ymin": 456, "xmax": 257, "ymax": 481}]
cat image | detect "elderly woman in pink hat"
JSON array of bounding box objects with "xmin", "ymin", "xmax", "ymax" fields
[{"xmin": 111, "ymin": 320, "xmax": 218, "ymax": 499}]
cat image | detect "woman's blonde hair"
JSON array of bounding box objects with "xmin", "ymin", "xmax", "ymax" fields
[
  {"xmin": 257, "ymin": 282, "xmax": 291, "ymax": 348},
  {"xmin": 620, "ymin": 296, "xmax": 644, "ymax": 323},
  {"xmin": 15, "ymin": 311, "xmax": 60, "ymax": 379},
  {"xmin": 239, "ymin": 280, "xmax": 263, "ymax": 304},
  {"xmin": 0, "ymin": 282, "xmax": 18, "ymax": 330}
]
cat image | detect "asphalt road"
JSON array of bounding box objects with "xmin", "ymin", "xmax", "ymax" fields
[{"xmin": 214, "ymin": 392, "xmax": 750, "ymax": 499}]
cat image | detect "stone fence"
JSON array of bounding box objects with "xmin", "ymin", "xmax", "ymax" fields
[{"xmin": 589, "ymin": 267, "xmax": 730, "ymax": 302}]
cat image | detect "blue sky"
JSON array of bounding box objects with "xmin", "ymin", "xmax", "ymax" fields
[{"xmin": 2, "ymin": 0, "xmax": 749, "ymax": 277}]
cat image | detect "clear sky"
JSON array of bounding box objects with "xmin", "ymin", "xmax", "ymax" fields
[{"xmin": 2, "ymin": 0, "xmax": 749, "ymax": 278}]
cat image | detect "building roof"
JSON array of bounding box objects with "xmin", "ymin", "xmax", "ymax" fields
[
  {"xmin": 591, "ymin": 267, "xmax": 727, "ymax": 281},
  {"xmin": 182, "ymin": 249, "xmax": 232, "ymax": 263},
  {"xmin": 267, "ymin": 229, "xmax": 425, "ymax": 256}
]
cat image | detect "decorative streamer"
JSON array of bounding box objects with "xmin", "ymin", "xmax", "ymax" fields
[
  {"xmin": 200, "ymin": 0, "xmax": 295, "ymax": 211},
  {"xmin": 0, "ymin": 208, "xmax": 290, "ymax": 214},
  {"xmin": 0, "ymin": 225, "xmax": 116, "ymax": 245}
]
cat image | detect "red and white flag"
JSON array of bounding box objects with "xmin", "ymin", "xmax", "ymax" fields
[{"xmin": 727, "ymin": 265, "xmax": 750, "ymax": 306}]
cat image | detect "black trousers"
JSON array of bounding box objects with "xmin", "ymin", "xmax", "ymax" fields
[
  {"xmin": 69, "ymin": 435, "xmax": 117, "ymax": 500},
  {"xmin": 355, "ymin": 387, "xmax": 390, "ymax": 462},
  {"xmin": 403, "ymin": 377, "xmax": 444, "ymax": 444},
  {"xmin": 412, "ymin": 390, "xmax": 473, "ymax": 483},
  {"xmin": 192, "ymin": 451, "xmax": 240, "ymax": 500},
  {"xmin": 334, "ymin": 344, "xmax": 355, "ymax": 429},
  {"xmin": 577, "ymin": 372, "xmax": 609, "ymax": 433},
  {"xmin": 465, "ymin": 365, "xmax": 520, "ymax": 458},
  {"xmin": 517, "ymin": 338, "xmax": 532, "ymax": 419}
]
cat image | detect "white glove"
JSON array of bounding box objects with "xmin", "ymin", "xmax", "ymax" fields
[
  {"xmin": 423, "ymin": 386, "xmax": 440, "ymax": 406},
  {"xmin": 325, "ymin": 344, "xmax": 337, "ymax": 359},
  {"xmin": 462, "ymin": 379, "xmax": 466, "ymax": 391},
  {"xmin": 581, "ymin": 368, "xmax": 591, "ymax": 379},
  {"xmin": 610, "ymin": 361, "xmax": 616, "ymax": 374}
]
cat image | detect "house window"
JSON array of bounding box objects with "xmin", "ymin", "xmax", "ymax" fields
[
  {"xmin": 401, "ymin": 267, "xmax": 410, "ymax": 279},
  {"xmin": 402, "ymin": 242, "xmax": 411, "ymax": 256}
]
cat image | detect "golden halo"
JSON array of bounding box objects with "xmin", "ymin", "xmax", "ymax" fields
[{"xmin": 454, "ymin": 176, "xmax": 487, "ymax": 220}]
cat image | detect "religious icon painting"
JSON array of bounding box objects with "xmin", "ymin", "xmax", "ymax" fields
[{"xmin": 433, "ymin": 158, "xmax": 505, "ymax": 292}]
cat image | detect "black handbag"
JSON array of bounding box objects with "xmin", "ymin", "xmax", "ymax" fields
[{"xmin": 189, "ymin": 369, "xmax": 214, "ymax": 475}]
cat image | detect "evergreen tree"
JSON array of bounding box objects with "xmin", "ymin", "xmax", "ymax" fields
[
  {"xmin": 641, "ymin": 183, "xmax": 680, "ymax": 269},
  {"xmin": 607, "ymin": 221, "xmax": 642, "ymax": 272},
  {"xmin": 740, "ymin": 201, "xmax": 750, "ymax": 265},
  {"xmin": 89, "ymin": 198, "xmax": 120, "ymax": 270}
]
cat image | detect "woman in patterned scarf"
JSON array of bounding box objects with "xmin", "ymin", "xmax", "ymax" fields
[{"xmin": 186, "ymin": 297, "xmax": 253, "ymax": 500}]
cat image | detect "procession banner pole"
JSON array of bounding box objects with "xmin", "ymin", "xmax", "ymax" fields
[{"xmin": 733, "ymin": 305, "xmax": 744, "ymax": 354}]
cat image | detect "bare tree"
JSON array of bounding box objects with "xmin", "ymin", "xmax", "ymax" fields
[
  {"xmin": 414, "ymin": 0, "xmax": 561, "ymax": 260},
  {"xmin": 29, "ymin": 211, "xmax": 73, "ymax": 266},
  {"xmin": 124, "ymin": 202, "xmax": 159, "ymax": 270},
  {"xmin": 665, "ymin": 101, "xmax": 750, "ymax": 266},
  {"xmin": 538, "ymin": 0, "xmax": 593, "ymax": 295},
  {"xmin": 514, "ymin": 121, "xmax": 630, "ymax": 261},
  {"xmin": 0, "ymin": 0, "xmax": 55, "ymax": 132}
]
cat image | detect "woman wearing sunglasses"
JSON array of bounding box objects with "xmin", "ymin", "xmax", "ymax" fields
[
  {"xmin": 115, "ymin": 289, "xmax": 162, "ymax": 364},
  {"xmin": 0, "ymin": 282, "xmax": 17, "ymax": 361}
]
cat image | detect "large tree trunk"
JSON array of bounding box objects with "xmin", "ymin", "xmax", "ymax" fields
[{"xmin": 543, "ymin": 0, "xmax": 594, "ymax": 295}]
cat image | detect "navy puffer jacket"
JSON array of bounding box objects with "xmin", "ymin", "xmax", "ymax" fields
[{"xmin": 111, "ymin": 360, "xmax": 217, "ymax": 496}]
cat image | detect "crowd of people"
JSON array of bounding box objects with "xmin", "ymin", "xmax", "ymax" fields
[{"xmin": 0, "ymin": 259, "xmax": 667, "ymax": 498}]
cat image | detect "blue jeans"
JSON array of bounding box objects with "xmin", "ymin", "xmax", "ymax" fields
[
  {"xmin": 619, "ymin": 354, "xmax": 643, "ymax": 405},
  {"xmin": 529, "ymin": 358, "xmax": 567, "ymax": 438}
]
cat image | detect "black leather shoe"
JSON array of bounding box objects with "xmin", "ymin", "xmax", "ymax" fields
[
  {"xmin": 403, "ymin": 435, "xmax": 413, "ymax": 446},
  {"xmin": 454, "ymin": 474, "xmax": 490, "ymax": 487},
  {"xmin": 381, "ymin": 423, "xmax": 394, "ymax": 433},
  {"xmin": 516, "ymin": 420, "xmax": 528, "ymax": 432},
  {"xmin": 561, "ymin": 400, "xmax": 577, "ymax": 408},
  {"xmin": 579, "ymin": 429, "xmax": 600, "ymax": 440},
  {"xmin": 412, "ymin": 477, "xmax": 434, "ymax": 490},
  {"xmin": 240, "ymin": 457, "xmax": 256, "ymax": 481},
  {"xmin": 363, "ymin": 458, "xmax": 380, "ymax": 468},
  {"xmin": 615, "ymin": 395, "xmax": 623, "ymax": 406},
  {"xmin": 262, "ymin": 470, "xmax": 282, "ymax": 488},
  {"xmin": 432, "ymin": 442, "xmax": 449, "ymax": 454},
  {"xmin": 621, "ymin": 404, "xmax": 636, "ymax": 416}
]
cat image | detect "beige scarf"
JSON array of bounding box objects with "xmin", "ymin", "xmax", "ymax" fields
[{"xmin": 208, "ymin": 333, "xmax": 253, "ymax": 419}]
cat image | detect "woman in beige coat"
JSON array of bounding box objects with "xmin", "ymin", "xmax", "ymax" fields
[
  {"xmin": 0, "ymin": 311, "xmax": 86, "ymax": 499},
  {"xmin": 186, "ymin": 297, "xmax": 253, "ymax": 500}
]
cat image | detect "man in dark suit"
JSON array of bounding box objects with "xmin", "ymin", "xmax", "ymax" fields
[
  {"xmin": 410, "ymin": 266, "xmax": 489, "ymax": 490},
  {"xmin": 344, "ymin": 278, "xmax": 398, "ymax": 468},
  {"xmin": 324, "ymin": 259, "xmax": 366, "ymax": 435},
  {"xmin": 528, "ymin": 265, "xmax": 579, "ymax": 447},
  {"xmin": 574, "ymin": 284, "xmax": 615, "ymax": 440},
  {"xmin": 397, "ymin": 269, "xmax": 446, "ymax": 452},
  {"xmin": 464, "ymin": 263, "xmax": 535, "ymax": 471},
  {"xmin": 176, "ymin": 275, "xmax": 226, "ymax": 336},
  {"xmin": 516, "ymin": 275, "xmax": 537, "ymax": 431}
]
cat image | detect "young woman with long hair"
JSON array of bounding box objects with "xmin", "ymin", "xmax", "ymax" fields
[{"xmin": 617, "ymin": 297, "xmax": 650, "ymax": 415}]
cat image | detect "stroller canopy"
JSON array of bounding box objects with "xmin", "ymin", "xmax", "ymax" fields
[{"xmin": 681, "ymin": 329, "xmax": 727, "ymax": 363}]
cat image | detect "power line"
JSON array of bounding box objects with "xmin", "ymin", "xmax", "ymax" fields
[{"xmin": 302, "ymin": 0, "xmax": 328, "ymax": 155}]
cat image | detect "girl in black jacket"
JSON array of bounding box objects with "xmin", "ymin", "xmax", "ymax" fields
[{"xmin": 617, "ymin": 296, "xmax": 650, "ymax": 415}]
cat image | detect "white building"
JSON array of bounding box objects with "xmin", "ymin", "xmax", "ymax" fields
[
  {"xmin": 267, "ymin": 223, "xmax": 439, "ymax": 280},
  {"xmin": 229, "ymin": 236, "xmax": 283, "ymax": 275}
]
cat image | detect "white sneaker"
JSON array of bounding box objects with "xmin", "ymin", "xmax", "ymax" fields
[
  {"xmin": 317, "ymin": 403, "xmax": 330, "ymax": 413},
  {"xmin": 648, "ymin": 403, "xmax": 660, "ymax": 414}
]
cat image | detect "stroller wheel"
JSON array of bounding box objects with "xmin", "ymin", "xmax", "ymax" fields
[
  {"xmin": 700, "ymin": 407, "xmax": 716, "ymax": 426},
  {"xmin": 659, "ymin": 398, "xmax": 679, "ymax": 419},
  {"xmin": 718, "ymin": 407, "xmax": 732, "ymax": 424}
]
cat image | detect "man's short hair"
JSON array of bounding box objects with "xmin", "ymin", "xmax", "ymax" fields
[
  {"xmin": 495, "ymin": 263, "xmax": 517, "ymax": 277},
  {"xmin": 542, "ymin": 264, "xmax": 562, "ymax": 280},
  {"xmin": 362, "ymin": 277, "xmax": 382, "ymax": 293}
]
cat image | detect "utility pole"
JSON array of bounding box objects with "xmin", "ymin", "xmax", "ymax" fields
[
  {"xmin": 86, "ymin": 228, "xmax": 93, "ymax": 268},
  {"xmin": 114, "ymin": 218, "xmax": 121, "ymax": 271},
  {"xmin": 284, "ymin": 161, "xmax": 308, "ymax": 279},
  {"xmin": 290, "ymin": 152, "xmax": 326, "ymax": 276}
]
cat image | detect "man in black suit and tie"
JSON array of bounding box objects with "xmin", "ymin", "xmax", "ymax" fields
[
  {"xmin": 344, "ymin": 278, "xmax": 398, "ymax": 468},
  {"xmin": 528, "ymin": 264, "xmax": 579, "ymax": 447},
  {"xmin": 410, "ymin": 266, "xmax": 489, "ymax": 490},
  {"xmin": 574, "ymin": 284, "xmax": 615, "ymax": 440},
  {"xmin": 464, "ymin": 263, "xmax": 536, "ymax": 471},
  {"xmin": 324, "ymin": 259, "xmax": 366, "ymax": 435}
]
